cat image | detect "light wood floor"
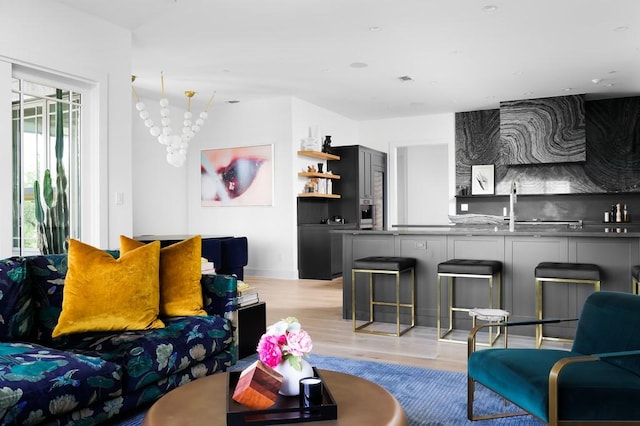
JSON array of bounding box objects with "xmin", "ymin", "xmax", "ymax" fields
[{"xmin": 243, "ymin": 276, "xmax": 565, "ymax": 373}]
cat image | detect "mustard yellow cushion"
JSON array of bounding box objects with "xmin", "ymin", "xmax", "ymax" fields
[
  {"xmin": 52, "ymin": 239, "xmax": 165, "ymax": 338},
  {"xmin": 120, "ymin": 235, "xmax": 207, "ymax": 317}
]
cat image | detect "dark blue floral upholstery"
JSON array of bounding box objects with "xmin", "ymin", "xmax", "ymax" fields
[
  {"xmin": 0, "ymin": 341, "xmax": 121, "ymax": 425},
  {"xmin": 0, "ymin": 257, "xmax": 33, "ymax": 341},
  {"xmin": 0, "ymin": 253, "xmax": 237, "ymax": 425},
  {"xmin": 50, "ymin": 315, "xmax": 233, "ymax": 394},
  {"xmin": 28, "ymin": 254, "xmax": 69, "ymax": 344}
]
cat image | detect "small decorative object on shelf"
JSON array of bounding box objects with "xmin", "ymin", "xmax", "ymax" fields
[
  {"xmin": 257, "ymin": 317, "xmax": 314, "ymax": 396},
  {"xmin": 321, "ymin": 136, "xmax": 333, "ymax": 154},
  {"xmin": 300, "ymin": 126, "xmax": 320, "ymax": 151}
]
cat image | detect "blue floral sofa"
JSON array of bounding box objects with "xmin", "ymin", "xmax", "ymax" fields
[{"xmin": 0, "ymin": 253, "xmax": 237, "ymax": 425}]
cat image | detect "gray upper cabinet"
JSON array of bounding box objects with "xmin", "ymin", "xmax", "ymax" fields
[
  {"xmin": 328, "ymin": 145, "xmax": 387, "ymax": 228},
  {"xmin": 500, "ymin": 95, "xmax": 586, "ymax": 165}
]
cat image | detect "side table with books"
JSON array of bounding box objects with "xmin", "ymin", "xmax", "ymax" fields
[{"xmin": 237, "ymin": 302, "xmax": 266, "ymax": 359}]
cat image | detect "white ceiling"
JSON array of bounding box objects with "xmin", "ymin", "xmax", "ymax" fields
[{"xmin": 54, "ymin": 0, "xmax": 640, "ymax": 121}]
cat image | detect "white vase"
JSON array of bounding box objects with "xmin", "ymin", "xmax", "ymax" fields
[{"xmin": 273, "ymin": 357, "xmax": 314, "ymax": 396}]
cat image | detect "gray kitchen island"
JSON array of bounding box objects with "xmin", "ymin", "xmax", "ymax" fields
[{"xmin": 337, "ymin": 223, "xmax": 640, "ymax": 340}]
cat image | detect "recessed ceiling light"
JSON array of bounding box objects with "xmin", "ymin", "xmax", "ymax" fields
[
  {"xmin": 591, "ymin": 78, "xmax": 602, "ymax": 84},
  {"xmin": 368, "ymin": 26, "xmax": 382, "ymax": 32},
  {"xmin": 349, "ymin": 62, "xmax": 368, "ymax": 69},
  {"xmin": 398, "ymin": 75, "xmax": 414, "ymax": 82},
  {"xmin": 227, "ymin": 100, "xmax": 240, "ymax": 104},
  {"xmin": 562, "ymin": 88, "xmax": 572, "ymax": 91},
  {"xmin": 482, "ymin": 5, "xmax": 498, "ymax": 12},
  {"xmin": 608, "ymin": 70, "xmax": 618, "ymax": 74},
  {"xmin": 614, "ymin": 25, "xmax": 629, "ymax": 32},
  {"xmin": 605, "ymin": 83, "xmax": 616, "ymax": 87}
]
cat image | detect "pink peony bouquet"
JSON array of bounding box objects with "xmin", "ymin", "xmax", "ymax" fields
[{"xmin": 256, "ymin": 317, "xmax": 313, "ymax": 371}]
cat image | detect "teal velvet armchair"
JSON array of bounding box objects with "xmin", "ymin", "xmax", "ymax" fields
[{"xmin": 467, "ymin": 291, "xmax": 640, "ymax": 425}]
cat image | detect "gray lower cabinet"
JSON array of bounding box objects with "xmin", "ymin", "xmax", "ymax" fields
[
  {"xmin": 505, "ymin": 236, "xmax": 570, "ymax": 337},
  {"xmin": 341, "ymin": 231, "xmax": 640, "ymax": 339},
  {"xmin": 298, "ymin": 225, "xmax": 356, "ymax": 280}
]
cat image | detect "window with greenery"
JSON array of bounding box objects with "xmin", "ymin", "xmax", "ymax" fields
[{"xmin": 12, "ymin": 77, "xmax": 81, "ymax": 255}]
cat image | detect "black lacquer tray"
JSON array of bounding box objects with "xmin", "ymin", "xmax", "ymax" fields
[{"xmin": 226, "ymin": 367, "xmax": 338, "ymax": 425}]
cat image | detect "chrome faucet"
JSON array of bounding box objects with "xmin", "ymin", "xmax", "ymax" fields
[{"xmin": 509, "ymin": 182, "xmax": 517, "ymax": 232}]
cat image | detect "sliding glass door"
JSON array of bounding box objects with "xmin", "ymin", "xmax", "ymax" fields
[{"xmin": 12, "ymin": 76, "xmax": 81, "ymax": 255}]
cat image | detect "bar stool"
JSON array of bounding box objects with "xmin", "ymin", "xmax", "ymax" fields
[
  {"xmin": 437, "ymin": 259, "xmax": 503, "ymax": 345},
  {"xmin": 351, "ymin": 256, "xmax": 416, "ymax": 337},
  {"xmin": 632, "ymin": 265, "xmax": 640, "ymax": 295},
  {"xmin": 535, "ymin": 262, "xmax": 601, "ymax": 348}
]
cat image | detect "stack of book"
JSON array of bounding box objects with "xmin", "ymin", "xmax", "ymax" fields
[
  {"xmin": 237, "ymin": 280, "xmax": 259, "ymax": 307},
  {"xmin": 201, "ymin": 257, "xmax": 215, "ymax": 275}
]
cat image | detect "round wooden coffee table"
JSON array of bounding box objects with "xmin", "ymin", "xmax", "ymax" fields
[{"xmin": 142, "ymin": 369, "xmax": 407, "ymax": 426}]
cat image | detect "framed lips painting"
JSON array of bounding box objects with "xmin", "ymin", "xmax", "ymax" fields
[{"xmin": 201, "ymin": 144, "xmax": 274, "ymax": 206}]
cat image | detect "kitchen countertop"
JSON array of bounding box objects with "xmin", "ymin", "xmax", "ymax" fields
[{"xmin": 332, "ymin": 223, "xmax": 640, "ymax": 237}]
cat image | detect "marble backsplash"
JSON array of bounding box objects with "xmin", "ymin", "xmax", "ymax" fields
[
  {"xmin": 500, "ymin": 95, "xmax": 586, "ymax": 165},
  {"xmin": 455, "ymin": 95, "xmax": 640, "ymax": 195}
]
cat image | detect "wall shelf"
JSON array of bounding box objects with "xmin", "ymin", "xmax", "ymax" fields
[
  {"xmin": 297, "ymin": 150, "xmax": 340, "ymax": 161},
  {"xmin": 297, "ymin": 193, "xmax": 341, "ymax": 199},
  {"xmin": 298, "ymin": 172, "xmax": 341, "ymax": 179},
  {"xmin": 298, "ymin": 150, "xmax": 341, "ymax": 198}
]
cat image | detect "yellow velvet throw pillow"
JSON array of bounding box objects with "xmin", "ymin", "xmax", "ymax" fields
[
  {"xmin": 52, "ymin": 239, "xmax": 165, "ymax": 338},
  {"xmin": 120, "ymin": 235, "xmax": 207, "ymax": 317}
]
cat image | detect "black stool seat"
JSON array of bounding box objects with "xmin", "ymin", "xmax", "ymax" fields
[
  {"xmin": 535, "ymin": 262, "xmax": 600, "ymax": 281},
  {"xmin": 437, "ymin": 259, "xmax": 502, "ymax": 275},
  {"xmin": 632, "ymin": 265, "xmax": 640, "ymax": 281},
  {"xmin": 353, "ymin": 256, "xmax": 416, "ymax": 271}
]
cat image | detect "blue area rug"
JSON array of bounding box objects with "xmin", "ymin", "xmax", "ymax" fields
[{"xmin": 114, "ymin": 353, "xmax": 543, "ymax": 425}]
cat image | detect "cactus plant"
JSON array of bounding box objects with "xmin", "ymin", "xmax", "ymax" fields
[{"xmin": 33, "ymin": 89, "xmax": 70, "ymax": 254}]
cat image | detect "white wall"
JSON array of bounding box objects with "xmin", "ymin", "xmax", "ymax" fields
[
  {"xmin": 186, "ymin": 97, "xmax": 296, "ymax": 278},
  {"xmin": 0, "ymin": 0, "xmax": 133, "ymax": 255},
  {"xmin": 132, "ymin": 99, "xmax": 189, "ymax": 236}
]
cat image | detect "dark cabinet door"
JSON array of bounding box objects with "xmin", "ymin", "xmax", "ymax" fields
[
  {"xmin": 298, "ymin": 226, "xmax": 331, "ymax": 279},
  {"xmin": 359, "ymin": 149, "xmax": 372, "ymax": 199},
  {"xmin": 298, "ymin": 225, "xmax": 352, "ymax": 279}
]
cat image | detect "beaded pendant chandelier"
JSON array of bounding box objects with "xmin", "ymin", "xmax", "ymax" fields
[{"xmin": 132, "ymin": 73, "xmax": 214, "ymax": 167}]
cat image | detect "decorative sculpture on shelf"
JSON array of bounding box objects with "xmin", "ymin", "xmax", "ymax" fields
[
  {"xmin": 322, "ymin": 135, "xmax": 333, "ymax": 154},
  {"xmin": 131, "ymin": 73, "xmax": 215, "ymax": 167}
]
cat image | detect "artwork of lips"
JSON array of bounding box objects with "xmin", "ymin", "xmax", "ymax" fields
[{"xmin": 215, "ymin": 157, "xmax": 265, "ymax": 200}]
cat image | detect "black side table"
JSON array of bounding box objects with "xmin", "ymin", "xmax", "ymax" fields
[{"xmin": 236, "ymin": 301, "xmax": 266, "ymax": 359}]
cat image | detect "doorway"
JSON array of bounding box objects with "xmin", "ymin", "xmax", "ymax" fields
[{"xmin": 395, "ymin": 143, "xmax": 450, "ymax": 225}]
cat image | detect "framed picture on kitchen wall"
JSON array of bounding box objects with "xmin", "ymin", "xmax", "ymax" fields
[
  {"xmin": 471, "ymin": 164, "xmax": 495, "ymax": 195},
  {"xmin": 201, "ymin": 144, "xmax": 274, "ymax": 206}
]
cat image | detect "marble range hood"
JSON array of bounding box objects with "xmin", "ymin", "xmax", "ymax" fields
[{"xmin": 499, "ymin": 94, "xmax": 586, "ymax": 165}]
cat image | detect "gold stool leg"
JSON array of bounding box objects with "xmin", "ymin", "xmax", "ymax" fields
[
  {"xmin": 368, "ymin": 272, "xmax": 374, "ymax": 323},
  {"xmin": 437, "ymin": 274, "xmax": 442, "ymax": 339},
  {"xmin": 352, "ymin": 269, "xmax": 356, "ymax": 331},
  {"xmin": 448, "ymin": 276, "xmax": 454, "ymax": 336},
  {"xmin": 395, "ymin": 270, "xmax": 401, "ymax": 336},
  {"xmin": 535, "ymin": 278, "xmax": 543, "ymax": 349},
  {"xmin": 410, "ymin": 268, "xmax": 415, "ymax": 328}
]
